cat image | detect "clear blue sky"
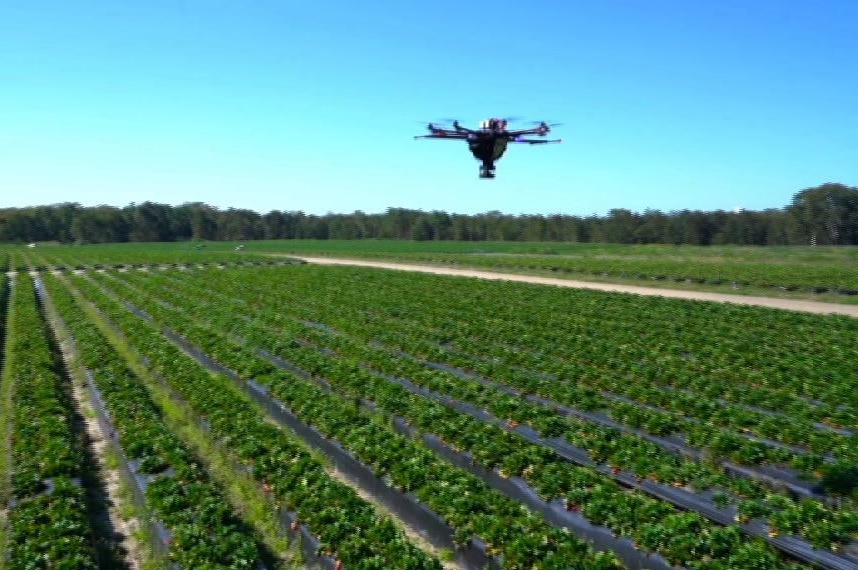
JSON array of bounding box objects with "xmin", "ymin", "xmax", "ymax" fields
[{"xmin": 2, "ymin": 1, "xmax": 856, "ymax": 217}]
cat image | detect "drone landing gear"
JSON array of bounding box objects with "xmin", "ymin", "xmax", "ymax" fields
[{"xmin": 479, "ymin": 164, "xmax": 496, "ymax": 179}]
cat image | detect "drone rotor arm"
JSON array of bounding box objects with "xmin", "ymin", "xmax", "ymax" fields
[
  {"xmin": 505, "ymin": 128, "xmax": 541, "ymax": 137},
  {"xmin": 453, "ymin": 122, "xmax": 477, "ymax": 135},
  {"xmin": 506, "ymin": 120, "xmax": 560, "ymax": 137},
  {"xmin": 513, "ymin": 138, "xmax": 562, "ymax": 145},
  {"xmin": 414, "ymin": 132, "xmax": 470, "ymax": 140},
  {"xmin": 506, "ymin": 124, "xmax": 554, "ymax": 137}
]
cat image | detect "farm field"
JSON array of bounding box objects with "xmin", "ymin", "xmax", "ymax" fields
[
  {"xmin": 1, "ymin": 243, "xmax": 858, "ymax": 569},
  {"xmin": 252, "ymin": 240, "xmax": 858, "ymax": 302},
  {"xmin": 8, "ymin": 241, "xmax": 858, "ymax": 302}
]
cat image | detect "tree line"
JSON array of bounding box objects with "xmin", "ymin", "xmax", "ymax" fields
[{"xmin": 1, "ymin": 183, "xmax": 856, "ymax": 246}]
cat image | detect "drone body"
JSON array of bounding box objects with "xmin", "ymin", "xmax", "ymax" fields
[{"xmin": 414, "ymin": 118, "xmax": 561, "ymax": 178}]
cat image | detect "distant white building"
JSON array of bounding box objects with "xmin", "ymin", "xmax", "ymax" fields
[{"xmin": 27, "ymin": 243, "xmax": 36, "ymax": 248}]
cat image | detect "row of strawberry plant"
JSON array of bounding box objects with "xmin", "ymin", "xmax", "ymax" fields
[
  {"xmin": 177, "ymin": 261, "xmax": 856, "ymax": 430},
  {"xmin": 307, "ymin": 262, "xmax": 855, "ymax": 418},
  {"xmin": 392, "ymin": 269, "xmax": 850, "ymax": 433},
  {"xmin": 414, "ymin": 272, "xmax": 854, "ymax": 421},
  {"xmin": 13, "ymin": 253, "xmax": 856, "ymax": 434},
  {"xmin": 124, "ymin": 267, "xmax": 858, "ymax": 560},
  {"xmin": 165, "ymin": 278, "xmax": 841, "ymax": 537},
  {"xmin": 94, "ymin": 270, "xmax": 822, "ymax": 570},
  {"xmin": 75, "ymin": 271, "xmax": 636, "ymax": 570},
  {"xmin": 202, "ymin": 270, "xmax": 856, "ymax": 547},
  {"xmin": 315, "ymin": 304, "xmax": 844, "ymax": 468},
  {"xmin": 260, "ymin": 268, "xmax": 858, "ymax": 515},
  {"xmin": 144, "ymin": 267, "xmax": 849, "ymax": 483},
  {"xmin": 56, "ymin": 291, "xmax": 457, "ymax": 568},
  {"xmin": 122, "ymin": 270, "xmax": 817, "ymax": 495},
  {"xmin": 19, "ymin": 243, "xmax": 277, "ymax": 269},
  {"xmin": 1, "ymin": 274, "xmax": 100, "ymax": 568},
  {"xmin": 42, "ymin": 273, "xmax": 265, "ymax": 568},
  {"xmin": 213, "ymin": 265, "xmax": 856, "ymax": 462},
  {"xmin": 22, "ymin": 251, "xmax": 285, "ymax": 273},
  {"xmin": 18, "ymin": 246, "xmax": 856, "ymax": 415},
  {"xmin": 61, "ymin": 273, "xmax": 453, "ymax": 570},
  {"xmin": 291, "ymin": 309, "xmax": 858, "ymax": 553},
  {"xmin": 410, "ymin": 320, "xmax": 852, "ymax": 456}
]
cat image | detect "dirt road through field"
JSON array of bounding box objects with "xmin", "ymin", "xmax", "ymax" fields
[{"xmin": 295, "ymin": 256, "xmax": 858, "ymax": 318}]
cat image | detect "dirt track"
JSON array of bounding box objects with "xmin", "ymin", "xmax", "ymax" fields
[{"xmin": 295, "ymin": 256, "xmax": 858, "ymax": 318}]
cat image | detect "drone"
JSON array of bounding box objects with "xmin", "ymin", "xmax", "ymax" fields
[{"xmin": 414, "ymin": 117, "xmax": 561, "ymax": 178}]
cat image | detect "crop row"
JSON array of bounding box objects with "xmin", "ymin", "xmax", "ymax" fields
[
  {"xmin": 42, "ymin": 273, "xmax": 265, "ymax": 568},
  {"xmin": 141, "ymin": 269, "xmax": 848, "ymax": 535},
  {"xmin": 17, "ymin": 254, "xmax": 293, "ymax": 273},
  {"xmin": 202, "ymin": 263, "xmax": 856, "ymax": 426},
  {"xmin": 56, "ymin": 273, "xmax": 458, "ymax": 570},
  {"xmin": 138, "ymin": 267, "xmax": 854, "ymax": 479},
  {"xmin": 72, "ymin": 271, "xmax": 638, "ymax": 570},
  {"xmin": 118, "ymin": 266, "xmax": 856, "ymax": 560},
  {"xmin": 89, "ymin": 268, "xmax": 827, "ymax": 570},
  {"xmin": 0, "ymin": 274, "xmax": 99, "ymax": 568},
  {"xmin": 122, "ymin": 267, "xmax": 858, "ymax": 560},
  {"xmin": 215, "ymin": 265, "xmax": 857, "ymax": 459},
  {"xmin": 280, "ymin": 291, "xmax": 849, "ymax": 469},
  {"xmin": 10, "ymin": 242, "xmax": 276, "ymax": 269},
  {"xmin": 119, "ymin": 270, "xmax": 803, "ymax": 488}
]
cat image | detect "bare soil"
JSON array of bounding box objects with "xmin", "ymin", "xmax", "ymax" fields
[
  {"xmin": 55, "ymin": 323, "xmax": 144, "ymax": 569},
  {"xmin": 78, "ymin": 402, "xmax": 144, "ymax": 570},
  {"xmin": 295, "ymin": 257, "xmax": 858, "ymax": 318}
]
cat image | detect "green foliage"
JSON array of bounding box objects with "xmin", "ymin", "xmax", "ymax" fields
[
  {"xmin": 54, "ymin": 273, "xmax": 446, "ymax": 570},
  {"xmin": 71, "ymin": 272, "xmax": 624, "ymax": 568},
  {"xmin": 2, "ymin": 183, "xmax": 857, "ymax": 244},
  {"xmin": 2, "ymin": 275, "xmax": 99, "ymax": 567},
  {"xmin": 89, "ymin": 264, "xmax": 850, "ymax": 568},
  {"xmin": 789, "ymin": 183, "xmax": 858, "ymax": 245},
  {"xmin": 23, "ymin": 252, "xmax": 858, "ymax": 568},
  {"xmin": 821, "ymin": 460, "xmax": 858, "ymax": 497},
  {"xmin": 45, "ymin": 275, "xmax": 261, "ymax": 568}
]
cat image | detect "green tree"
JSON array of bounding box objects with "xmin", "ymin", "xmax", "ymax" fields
[
  {"xmin": 71, "ymin": 206, "xmax": 128, "ymax": 243},
  {"xmin": 411, "ymin": 216, "xmax": 434, "ymax": 241},
  {"xmin": 788, "ymin": 183, "xmax": 858, "ymax": 245}
]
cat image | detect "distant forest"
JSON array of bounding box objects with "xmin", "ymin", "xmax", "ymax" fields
[{"xmin": 2, "ymin": 183, "xmax": 857, "ymax": 246}]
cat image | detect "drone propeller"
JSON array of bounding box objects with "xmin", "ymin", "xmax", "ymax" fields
[
  {"xmin": 528, "ymin": 120, "xmax": 563, "ymax": 127},
  {"xmin": 416, "ymin": 118, "xmax": 462, "ymax": 126},
  {"xmin": 513, "ymin": 135, "xmax": 562, "ymax": 144},
  {"xmin": 428, "ymin": 118, "xmax": 465, "ymax": 126}
]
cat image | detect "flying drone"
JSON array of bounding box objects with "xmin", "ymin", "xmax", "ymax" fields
[{"xmin": 414, "ymin": 118, "xmax": 561, "ymax": 178}]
